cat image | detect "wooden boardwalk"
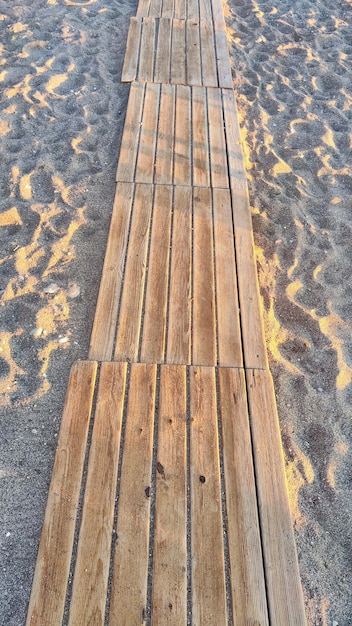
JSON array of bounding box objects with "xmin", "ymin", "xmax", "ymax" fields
[{"xmin": 26, "ymin": 0, "xmax": 307, "ymax": 624}]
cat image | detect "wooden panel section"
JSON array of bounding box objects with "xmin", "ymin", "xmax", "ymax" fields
[
  {"xmin": 192, "ymin": 86, "xmax": 210, "ymax": 187},
  {"xmin": 139, "ymin": 17, "xmax": 156, "ymax": 81},
  {"xmin": 161, "ymin": 0, "xmax": 174, "ymax": 18},
  {"xmin": 214, "ymin": 27, "xmax": 233, "ymax": 88},
  {"xmin": 121, "ymin": 17, "xmax": 141, "ymax": 82},
  {"xmin": 26, "ymin": 361, "xmax": 98, "ymax": 626},
  {"xmin": 140, "ymin": 185, "xmax": 173, "ymax": 362},
  {"xmin": 136, "ymin": 0, "xmax": 151, "ymax": 16},
  {"xmin": 208, "ymin": 87, "xmax": 228, "ymax": 188},
  {"xmin": 192, "ymin": 187, "xmax": 216, "ymax": 365},
  {"xmin": 68, "ymin": 362, "xmax": 127, "ymax": 626},
  {"xmin": 89, "ymin": 183, "xmax": 134, "ymax": 361},
  {"xmin": 115, "ymin": 82, "xmax": 144, "ymax": 183},
  {"xmin": 218, "ymin": 368, "xmax": 269, "ymax": 625},
  {"xmin": 152, "ymin": 365, "xmax": 187, "ymax": 625},
  {"xmin": 114, "ymin": 184, "xmax": 153, "ymax": 362},
  {"xmin": 186, "ymin": 19, "xmax": 201, "ymax": 86},
  {"xmin": 246, "ymin": 369, "xmax": 307, "ymax": 625},
  {"xmin": 190, "ymin": 367, "xmax": 227, "ymax": 625},
  {"xmin": 200, "ymin": 20, "xmax": 218, "ymax": 87},
  {"xmin": 155, "ymin": 83, "xmax": 175, "ymax": 184},
  {"xmin": 109, "ymin": 364, "xmax": 156, "ymax": 625},
  {"xmin": 154, "ymin": 17, "xmax": 172, "ymax": 83},
  {"xmin": 187, "ymin": 0, "xmax": 199, "ymax": 20},
  {"xmin": 171, "ymin": 19, "xmax": 186, "ymax": 84},
  {"xmin": 213, "ymin": 187, "xmax": 242, "ymax": 366},
  {"xmin": 167, "ymin": 186, "xmax": 192, "ymax": 364},
  {"xmin": 135, "ymin": 83, "xmax": 160, "ymax": 183},
  {"xmin": 174, "ymin": 84, "xmax": 191, "ymax": 186}
]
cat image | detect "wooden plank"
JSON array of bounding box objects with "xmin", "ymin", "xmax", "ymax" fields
[
  {"xmin": 174, "ymin": 84, "xmax": 191, "ymax": 186},
  {"xmin": 221, "ymin": 88, "xmax": 247, "ymax": 188},
  {"xmin": 211, "ymin": 0, "xmax": 226, "ymax": 27},
  {"xmin": 152, "ymin": 365, "xmax": 187, "ymax": 625},
  {"xmin": 218, "ymin": 368, "xmax": 269, "ymax": 625},
  {"xmin": 135, "ymin": 83, "xmax": 160, "ymax": 183},
  {"xmin": 167, "ymin": 186, "xmax": 192, "ymax": 364},
  {"xmin": 109, "ymin": 364, "xmax": 156, "ymax": 625},
  {"xmin": 140, "ymin": 185, "xmax": 172, "ymax": 363},
  {"xmin": 207, "ymin": 87, "xmax": 229, "ymax": 188},
  {"xmin": 116, "ymin": 82, "xmax": 144, "ymax": 182},
  {"xmin": 121, "ymin": 17, "xmax": 141, "ymax": 82},
  {"xmin": 246, "ymin": 369, "xmax": 307, "ymax": 626},
  {"xmin": 190, "ymin": 366, "xmax": 227, "ymax": 625},
  {"xmin": 186, "ymin": 20, "xmax": 201, "ymax": 86},
  {"xmin": 155, "ymin": 84, "xmax": 175, "ymax": 184},
  {"xmin": 199, "ymin": 20, "xmax": 218, "ymax": 87},
  {"xmin": 214, "ymin": 27, "xmax": 233, "ymax": 88},
  {"xmin": 68, "ymin": 362, "xmax": 127, "ymax": 626},
  {"xmin": 149, "ymin": 0, "xmax": 162, "ymax": 17},
  {"xmin": 154, "ymin": 18, "xmax": 172, "ymax": 83},
  {"xmin": 89, "ymin": 183, "xmax": 134, "ymax": 361},
  {"xmin": 114, "ymin": 184, "xmax": 153, "ymax": 362},
  {"xmin": 199, "ymin": 0, "xmax": 212, "ymax": 21},
  {"xmin": 171, "ymin": 19, "xmax": 186, "ymax": 85},
  {"xmin": 212, "ymin": 188, "xmax": 242, "ymax": 367},
  {"xmin": 136, "ymin": 0, "xmax": 150, "ymax": 16},
  {"xmin": 139, "ymin": 17, "xmax": 156, "ymax": 82},
  {"xmin": 192, "ymin": 86, "xmax": 210, "ymax": 187},
  {"xmin": 175, "ymin": 0, "xmax": 186, "ymax": 20},
  {"xmin": 187, "ymin": 0, "xmax": 199, "ymax": 20},
  {"xmin": 161, "ymin": 0, "xmax": 174, "ymax": 19},
  {"xmin": 26, "ymin": 361, "xmax": 98, "ymax": 626},
  {"xmin": 192, "ymin": 187, "xmax": 216, "ymax": 365}
]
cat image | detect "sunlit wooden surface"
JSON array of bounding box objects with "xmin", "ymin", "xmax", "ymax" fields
[{"xmin": 26, "ymin": 0, "xmax": 307, "ymax": 622}]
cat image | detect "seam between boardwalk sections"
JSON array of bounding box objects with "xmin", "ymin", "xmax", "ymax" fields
[{"xmin": 25, "ymin": 0, "xmax": 308, "ymax": 624}]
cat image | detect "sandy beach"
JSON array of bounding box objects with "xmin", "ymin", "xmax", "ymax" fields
[{"xmin": 0, "ymin": 0, "xmax": 351, "ymax": 624}]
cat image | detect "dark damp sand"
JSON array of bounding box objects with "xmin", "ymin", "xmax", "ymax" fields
[{"xmin": 0, "ymin": 0, "xmax": 351, "ymax": 624}]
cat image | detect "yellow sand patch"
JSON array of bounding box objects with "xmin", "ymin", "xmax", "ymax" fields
[
  {"xmin": 20, "ymin": 174, "xmax": 32, "ymax": 200},
  {"xmin": 0, "ymin": 207, "xmax": 22, "ymax": 227},
  {"xmin": 0, "ymin": 119, "xmax": 10, "ymax": 135}
]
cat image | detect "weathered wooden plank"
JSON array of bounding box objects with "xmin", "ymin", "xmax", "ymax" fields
[
  {"xmin": 175, "ymin": 0, "xmax": 186, "ymax": 20},
  {"xmin": 246, "ymin": 369, "xmax": 307, "ymax": 626},
  {"xmin": 140, "ymin": 185, "xmax": 172, "ymax": 363},
  {"xmin": 152, "ymin": 365, "xmax": 187, "ymax": 625},
  {"xmin": 68, "ymin": 363, "xmax": 127, "ymax": 626},
  {"xmin": 26, "ymin": 361, "xmax": 98, "ymax": 626},
  {"xmin": 214, "ymin": 27, "xmax": 233, "ymax": 88},
  {"xmin": 192, "ymin": 187, "xmax": 216, "ymax": 366},
  {"xmin": 174, "ymin": 84, "xmax": 191, "ymax": 186},
  {"xmin": 139, "ymin": 17, "xmax": 156, "ymax": 82},
  {"xmin": 121, "ymin": 17, "xmax": 141, "ymax": 83},
  {"xmin": 213, "ymin": 187, "xmax": 242, "ymax": 367},
  {"xmin": 200, "ymin": 20, "xmax": 218, "ymax": 87},
  {"xmin": 114, "ymin": 184, "xmax": 153, "ymax": 361},
  {"xmin": 190, "ymin": 366, "xmax": 227, "ymax": 625},
  {"xmin": 171, "ymin": 19, "xmax": 186, "ymax": 84},
  {"xmin": 167, "ymin": 186, "xmax": 192, "ymax": 364},
  {"xmin": 154, "ymin": 18, "xmax": 172, "ymax": 83},
  {"xmin": 207, "ymin": 87, "xmax": 228, "ymax": 188},
  {"xmin": 192, "ymin": 86, "xmax": 210, "ymax": 187},
  {"xmin": 199, "ymin": 0, "xmax": 212, "ymax": 21},
  {"xmin": 186, "ymin": 20, "xmax": 201, "ymax": 86},
  {"xmin": 161, "ymin": 0, "xmax": 174, "ymax": 19},
  {"xmin": 89, "ymin": 183, "xmax": 134, "ymax": 361},
  {"xmin": 136, "ymin": 0, "xmax": 150, "ymax": 16},
  {"xmin": 187, "ymin": 0, "xmax": 199, "ymax": 20},
  {"xmin": 109, "ymin": 364, "xmax": 156, "ymax": 625},
  {"xmin": 222, "ymin": 87, "xmax": 247, "ymax": 188},
  {"xmin": 116, "ymin": 82, "xmax": 144, "ymax": 182},
  {"xmin": 218, "ymin": 368, "xmax": 269, "ymax": 625},
  {"xmin": 155, "ymin": 84, "xmax": 175, "ymax": 184},
  {"xmin": 135, "ymin": 83, "xmax": 160, "ymax": 183},
  {"xmin": 211, "ymin": 0, "xmax": 226, "ymax": 27}
]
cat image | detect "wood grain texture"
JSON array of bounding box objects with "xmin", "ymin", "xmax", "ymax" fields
[
  {"xmin": 114, "ymin": 184, "xmax": 153, "ymax": 362},
  {"xmin": 89, "ymin": 183, "xmax": 134, "ymax": 361},
  {"xmin": 200, "ymin": 20, "xmax": 217, "ymax": 87},
  {"xmin": 26, "ymin": 361, "xmax": 98, "ymax": 626},
  {"xmin": 136, "ymin": 83, "xmax": 160, "ymax": 183},
  {"xmin": 193, "ymin": 86, "xmax": 210, "ymax": 187},
  {"xmin": 68, "ymin": 362, "xmax": 127, "ymax": 626},
  {"xmin": 154, "ymin": 18, "xmax": 172, "ymax": 83},
  {"xmin": 171, "ymin": 19, "xmax": 186, "ymax": 84},
  {"xmin": 214, "ymin": 27, "xmax": 233, "ymax": 88},
  {"xmin": 167, "ymin": 186, "xmax": 192, "ymax": 364},
  {"xmin": 213, "ymin": 187, "xmax": 242, "ymax": 367},
  {"xmin": 246, "ymin": 369, "xmax": 307, "ymax": 626},
  {"xmin": 218, "ymin": 368, "xmax": 269, "ymax": 625},
  {"xmin": 136, "ymin": 0, "xmax": 150, "ymax": 16},
  {"xmin": 116, "ymin": 82, "xmax": 144, "ymax": 182},
  {"xmin": 139, "ymin": 17, "xmax": 156, "ymax": 81},
  {"xmin": 121, "ymin": 17, "xmax": 141, "ymax": 82},
  {"xmin": 192, "ymin": 187, "xmax": 216, "ymax": 365},
  {"xmin": 190, "ymin": 366, "xmax": 227, "ymax": 625},
  {"xmin": 186, "ymin": 19, "xmax": 201, "ymax": 86},
  {"xmin": 208, "ymin": 87, "xmax": 228, "ymax": 188},
  {"xmin": 155, "ymin": 83, "xmax": 175, "ymax": 184},
  {"xmin": 140, "ymin": 185, "xmax": 173, "ymax": 362},
  {"xmin": 174, "ymin": 84, "xmax": 191, "ymax": 186},
  {"xmin": 152, "ymin": 365, "xmax": 187, "ymax": 625},
  {"xmin": 109, "ymin": 364, "xmax": 157, "ymax": 626}
]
